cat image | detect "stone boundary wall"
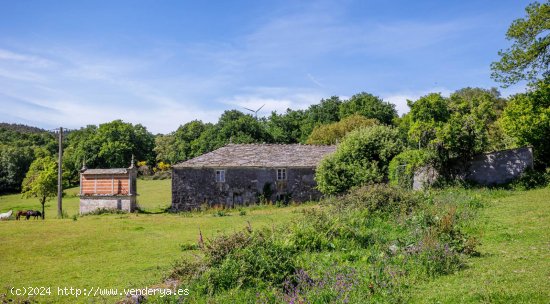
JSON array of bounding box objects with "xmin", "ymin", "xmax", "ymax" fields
[{"xmin": 413, "ymin": 147, "xmax": 533, "ymax": 189}]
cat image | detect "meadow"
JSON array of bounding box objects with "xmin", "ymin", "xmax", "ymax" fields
[
  {"xmin": 411, "ymin": 188, "xmax": 550, "ymax": 303},
  {"xmin": 0, "ymin": 179, "xmax": 306, "ymax": 303},
  {"xmin": 0, "ymin": 180, "xmax": 548, "ymax": 303}
]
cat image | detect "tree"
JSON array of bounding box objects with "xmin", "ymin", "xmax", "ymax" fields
[
  {"xmin": 339, "ymin": 92, "xmax": 397, "ymax": 125},
  {"xmin": 491, "ymin": 1, "xmax": 550, "ymax": 86},
  {"xmin": 265, "ymin": 109, "xmax": 306, "ymax": 144},
  {"xmin": 0, "ymin": 124, "xmax": 56, "ymax": 193},
  {"xmin": 192, "ymin": 111, "xmax": 273, "ymax": 156},
  {"xmin": 306, "ymin": 114, "xmax": 379, "ymax": 145},
  {"xmin": 62, "ymin": 125, "xmax": 98, "ymax": 185},
  {"xmin": 0, "ymin": 146, "xmax": 35, "ymax": 193},
  {"xmin": 315, "ymin": 125, "xmax": 404, "ymax": 194},
  {"xmin": 406, "ymin": 89, "xmax": 504, "ymax": 159},
  {"xmin": 499, "ymin": 81, "xmax": 550, "ymax": 168},
  {"xmin": 173, "ymin": 120, "xmax": 210, "ymax": 161},
  {"xmin": 407, "ymin": 93, "xmax": 450, "ymax": 148},
  {"xmin": 438, "ymin": 88, "xmax": 502, "ymax": 158},
  {"xmin": 300, "ymin": 96, "xmax": 343, "ymax": 142},
  {"xmin": 21, "ymin": 156, "xmax": 57, "ymax": 219},
  {"xmin": 63, "ymin": 120, "xmax": 155, "ymax": 176},
  {"xmin": 93, "ymin": 120, "xmax": 155, "ymax": 168},
  {"xmin": 154, "ymin": 134, "xmax": 177, "ymax": 164}
]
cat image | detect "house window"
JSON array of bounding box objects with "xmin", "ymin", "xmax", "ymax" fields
[
  {"xmin": 277, "ymin": 168, "xmax": 287, "ymax": 180},
  {"xmin": 215, "ymin": 170, "xmax": 225, "ymax": 182}
]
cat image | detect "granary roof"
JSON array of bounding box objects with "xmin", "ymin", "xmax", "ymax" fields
[
  {"xmin": 81, "ymin": 168, "xmax": 129, "ymax": 175},
  {"xmin": 173, "ymin": 144, "xmax": 337, "ymax": 168}
]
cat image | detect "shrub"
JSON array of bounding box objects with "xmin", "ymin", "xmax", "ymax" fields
[
  {"xmin": 315, "ymin": 125, "xmax": 404, "ymax": 194},
  {"xmin": 334, "ymin": 184, "xmax": 420, "ymax": 214},
  {"xmin": 510, "ymin": 168, "xmax": 550, "ymax": 190},
  {"xmin": 203, "ymin": 231, "xmax": 253, "ymax": 266},
  {"xmin": 168, "ymin": 185, "xmax": 480, "ymax": 302},
  {"xmin": 388, "ymin": 149, "xmax": 438, "ymax": 189}
]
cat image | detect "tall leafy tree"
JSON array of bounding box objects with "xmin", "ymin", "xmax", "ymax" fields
[
  {"xmin": 407, "ymin": 93, "xmax": 450, "ymax": 149},
  {"xmin": 161, "ymin": 120, "xmax": 210, "ymax": 163},
  {"xmin": 300, "ymin": 96, "xmax": 342, "ymax": 142},
  {"xmin": 499, "ymin": 81, "xmax": 550, "ymax": 168},
  {"xmin": 306, "ymin": 114, "xmax": 379, "ymax": 145},
  {"xmin": 63, "ymin": 120, "xmax": 155, "ymax": 179},
  {"xmin": 0, "ymin": 124, "xmax": 56, "ymax": 193},
  {"xmin": 265, "ymin": 109, "xmax": 306, "ymax": 144},
  {"xmin": 21, "ymin": 156, "xmax": 58, "ymax": 219},
  {"xmin": 192, "ymin": 110, "xmax": 273, "ymax": 156},
  {"xmin": 0, "ymin": 146, "xmax": 35, "ymax": 193},
  {"xmin": 154, "ymin": 134, "xmax": 177, "ymax": 164},
  {"xmin": 339, "ymin": 92, "xmax": 397, "ymax": 125},
  {"xmin": 491, "ymin": 1, "xmax": 550, "ymax": 86}
]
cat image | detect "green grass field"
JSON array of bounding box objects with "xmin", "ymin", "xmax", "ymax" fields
[
  {"xmin": 1, "ymin": 181, "xmax": 548, "ymax": 303},
  {"xmin": 0, "ymin": 178, "xmax": 173, "ymax": 217},
  {"xmin": 0, "ymin": 179, "xmax": 305, "ymax": 303},
  {"xmin": 411, "ymin": 188, "xmax": 550, "ymax": 303}
]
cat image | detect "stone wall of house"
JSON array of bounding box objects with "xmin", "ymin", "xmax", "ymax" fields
[
  {"xmin": 413, "ymin": 147, "xmax": 533, "ymax": 189},
  {"xmin": 171, "ymin": 167, "xmax": 321, "ymax": 211},
  {"xmin": 80, "ymin": 196, "xmax": 136, "ymax": 214}
]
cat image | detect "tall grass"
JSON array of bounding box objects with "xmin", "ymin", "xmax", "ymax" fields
[{"xmin": 159, "ymin": 184, "xmax": 482, "ymax": 303}]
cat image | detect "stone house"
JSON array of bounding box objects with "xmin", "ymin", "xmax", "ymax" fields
[
  {"xmin": 171, "ymin": 144, "xmax": 336, "ymax": 211},
  {"xmin": 79, "ymin": 159, "xmax": 138, "ymax": 214}
]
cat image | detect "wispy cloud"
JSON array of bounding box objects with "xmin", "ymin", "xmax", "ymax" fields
[
  {"xmin": 0, "ymin": 48, "xmax": 54, "ymax": 67},
  {"xmin": 307, "ymin": 73, "xmax": 324, "ymax": 88},
  {"xmin": 221, "ymin": 87, "xmax": 324, "ymax": 115},
  {"xmin": 0, "ymin": 1, "xmax": 524, "ymax": 132}
]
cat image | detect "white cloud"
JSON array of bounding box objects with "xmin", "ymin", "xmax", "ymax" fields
[
  {"xmin": 221, "ymin": 89, "xmax": 324, "ymax": 116},
  {"xmin": 0, "ymin": 3, "xmax": 505, "ymax": 133},
  {"xmin": 0, "ymin": 48, "xmax": 54, "ymax": 68}
]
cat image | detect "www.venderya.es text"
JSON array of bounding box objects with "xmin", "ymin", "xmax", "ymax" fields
[{"xmin": 10, "ymin": 286, "xmax": 189, "ymax": 298}]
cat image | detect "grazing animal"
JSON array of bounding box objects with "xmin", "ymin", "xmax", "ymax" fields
[
  {"xmin": 27, "ymin": 210, "xmax": 42, "ymax": 220},
  {"xmin": 0, "ymin": 210, "xmax": 12, "ymax": 220},
  {"xmin": 16, "ymin": 210, "xmax": 28, "ymax": 220}
]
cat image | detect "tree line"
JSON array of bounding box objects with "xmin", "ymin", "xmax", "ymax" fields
[{"xmin": 0, "ymin": 1, "xmax": 548, "ymax": 198}]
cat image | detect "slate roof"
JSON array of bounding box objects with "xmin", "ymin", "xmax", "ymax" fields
[
  {"xmin": 81, "ymin": 168, "xmax": 129, "ymax": 175},
  {"xmin": 173, "ymin": 144, "xmax": 337, "ymax": 168}
]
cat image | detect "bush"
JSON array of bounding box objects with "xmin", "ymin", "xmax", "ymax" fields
[
  {"xmin": 333, "ymin": 184, "xmax": 420, "ymax": 214},
  {"xmin": 388, "ymin": 149, "xmax": 437, "ymax": 189},
  {"xmin": 315, "ymin": 125, "xmax": 404, "ymax": 194},
  {"xmin": 168, "ymin": 185, "xmax": 480, "ymax": 303},
  {"xmin": 199, "ymin": 235, "xmax": 296, "ymax": 294},
  {"xmin": 510, "ymin": 168, "xmax": 550, "ymax": 190}
]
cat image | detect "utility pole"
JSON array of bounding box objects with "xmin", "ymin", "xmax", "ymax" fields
[{"xmin": 57, "ymin": 127, "xmax": 63, "ymax": 218}]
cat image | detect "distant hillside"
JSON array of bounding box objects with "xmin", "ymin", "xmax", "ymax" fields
[{"xmin": 0, "ymin": 123, "xmax": 47, "ymax": 134}]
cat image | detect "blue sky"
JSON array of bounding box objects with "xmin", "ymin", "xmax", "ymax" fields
[{"xmin": 0, "ymin": 0, "xmax": 531, "ymax": 133}]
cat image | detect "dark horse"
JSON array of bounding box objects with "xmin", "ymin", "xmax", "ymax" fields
[
  {"xmin": 27, "ymin": 210, "xmax": 42, "ymax": 220},
  {"xmin": 16, "ymin": 210, "xmax": 42, "ymax": 220}
]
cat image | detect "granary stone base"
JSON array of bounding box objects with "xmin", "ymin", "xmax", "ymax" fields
[{"xmin": 80, "ymin": 196, "xmax": 137, "ymax": 214}]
